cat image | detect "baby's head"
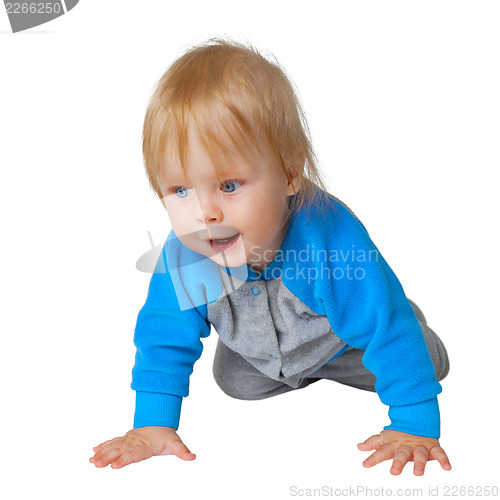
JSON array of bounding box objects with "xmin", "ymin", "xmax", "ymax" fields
[{"xmin": 143, "ymin": 38, "xmax": 329, "ymax": 271}]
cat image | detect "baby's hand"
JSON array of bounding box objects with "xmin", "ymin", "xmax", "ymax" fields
[
  {"xmin": 89, "ymin": 426, "xmax": 195, "ymax": 469},
  {"xmin": 357, "ymin": 429, "xmax": 451, "ymax": 476}
]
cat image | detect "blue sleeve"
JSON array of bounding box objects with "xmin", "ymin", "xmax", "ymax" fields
[
  {"xmin": 286, "ymin": 198, "xmax": 443, "ymax": 438},
  {"xmin": 131, "ymin": 238, "xmax": 211, "ymax": 430},
  {"xmin": 321, "ymin": 202, "xmax": 442, "ymax": 437}
]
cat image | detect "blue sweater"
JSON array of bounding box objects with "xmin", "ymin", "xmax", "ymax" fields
[{"xmin": 131, "ymin": 193, "xmax": 442, "ymax": 438}]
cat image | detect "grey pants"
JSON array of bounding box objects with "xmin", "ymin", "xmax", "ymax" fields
[{"xmin": 212, "ymin": 299, "xmax": 450, "ymax": 400}]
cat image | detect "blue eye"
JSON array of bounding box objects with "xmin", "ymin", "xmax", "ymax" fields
[
  {"xmin": 221, "ymin": 181, "xmax": 242, "ymax": 193},
  {"xmin": 173, "ymin": 187, "xmax": 190, "ymax": 199}
]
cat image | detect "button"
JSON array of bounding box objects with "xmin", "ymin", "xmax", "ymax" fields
[{"xmin": 251, "ymin": 286, "xmax": 260, "ymax": 296}]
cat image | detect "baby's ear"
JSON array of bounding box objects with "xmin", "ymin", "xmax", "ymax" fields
[
  {"xmin": 285, "ymin": 151, "xmax": 305, "ymax": 195},
  {"xmin": 286, "ymin": 151, "xmax": 305, "ymax": 173}
]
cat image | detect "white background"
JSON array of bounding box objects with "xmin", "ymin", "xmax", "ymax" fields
[{"xmin": 1, "ymin": 1, "xmax": 499, "ymax": 499}]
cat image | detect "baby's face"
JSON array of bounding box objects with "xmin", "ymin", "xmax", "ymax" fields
[{"xmin": 160, "ymin": 127, "xmax": 295, "ymax": 271}]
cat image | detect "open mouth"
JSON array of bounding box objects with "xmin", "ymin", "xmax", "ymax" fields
[{"xmin": 209, "ymin": 233, "xmax": 240, "ymax": 253}]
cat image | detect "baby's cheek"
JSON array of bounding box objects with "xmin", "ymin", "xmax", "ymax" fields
[{"xmin": 169, "ymin": 211, "xmax": 196, "ymax": 237}]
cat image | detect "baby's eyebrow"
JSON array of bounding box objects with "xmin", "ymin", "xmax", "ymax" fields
[
  {"xmin": 160, "ymin": 168, "xmax": 186, "ymax": 183},
  {"xmin": 218, "ymin": 170, "xmax": 249, "ymax": 178},
  {"xmin": 217, "ymin": 164, "xmax": 254, "ymax": 176},
  {"xmin": 164, "ymin": 168, "xmax": 251, "ymax": 184},
  {"xmin": 162, "ymin": 176, "xmax": 185, "ymax": 185}
]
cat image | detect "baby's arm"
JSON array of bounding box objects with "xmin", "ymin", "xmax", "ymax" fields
[
  {"xmin": 91, "ymin": 238, "xmax": 210, "ymax": 469},
  {"xmin": 89, "ymin": 426, "xmax": 195, "ymax": 469}
]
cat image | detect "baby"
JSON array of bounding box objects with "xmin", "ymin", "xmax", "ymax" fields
[{"xmin": 90, "ymin": 38, "xmax": 451, "ymax": 475}]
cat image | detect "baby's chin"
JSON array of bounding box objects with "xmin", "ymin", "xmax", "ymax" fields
[{"xmin": 208, "ymin": 253, "xmax": 248, "ymax": 269}]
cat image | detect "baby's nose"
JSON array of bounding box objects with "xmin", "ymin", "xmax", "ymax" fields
[
  {"xmin": 198, "ymin": 195, "xmax": 223, "ymax": 223},
  {"xmin": 201, "ymin": 204, "xmax": 223, "ymax": 223}
]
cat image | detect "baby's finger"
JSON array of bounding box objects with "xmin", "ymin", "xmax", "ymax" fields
[
  {"xmin": 92, "ymin": 448, "xmax": 123, "ymax": 468},
  {"xmin": 357, "ymin": 434, "xmax": 383, "ymax": 451},
  {"xmin": 363, "ymin": 443, "xmax": 395, "ymax": 468},
  {"xmin": 92, "ymin": 439, "xmax": 114, "ymax": 453},
  {"xmin": 390, "ymin": 445, "xmax": 412, "ymax": 475},
  {"xmin": 413, "ymin": 445, "xmax": 430, "ymax": 476},
  {"xmin": 90, "ymin": 439, "xmax": 125, "ymax": 464},
  {"xmin": 429, "ymin": 446, "xmax": 452, "ymax": 471}
]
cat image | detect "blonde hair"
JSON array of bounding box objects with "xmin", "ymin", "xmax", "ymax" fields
[{"xmin": 142, "ymin": 37, "xmax": 332, "ymax": 217}]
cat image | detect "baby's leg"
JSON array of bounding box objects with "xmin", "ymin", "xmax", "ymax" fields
[
  {"xmin": 212, "ymin": 300, "xmax": 449, "ymax": 399},
  {"xmin": 212, "ymin": 339, "xmax": 314, "ymax": 400},
  {"xmin": 308, "ymin": 299, "xmax": 450, "ymax": 389},
  {"xmin": 309, "ymin": 347, "xmax": 377, "ymax": 391}
]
